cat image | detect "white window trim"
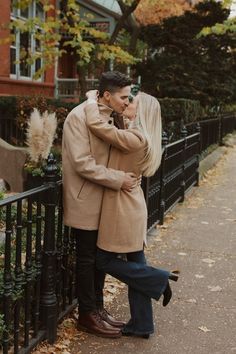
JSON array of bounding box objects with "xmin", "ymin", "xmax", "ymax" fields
[{"xmin": 10, "ymin": 1, "xmax": 45, "ymax": 82}]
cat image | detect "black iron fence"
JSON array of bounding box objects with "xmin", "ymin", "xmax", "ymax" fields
[
  {"xmin": 186, "ymin": 112, "xmax": 236, "ymax": 152},
  {"xmin": 0, "ymin": 117, "xmax": 25, "ymax": 147},
  {"xmin": 0, "ymin": 113, "xmax": 235, "ymax": 353},
  {"xmin": 142, "ymin": 128, "xmax": 200, "ymax": 230},
  {"xmin": 0, "ymin": 158, "xmax": 77, "ymax": 354}
]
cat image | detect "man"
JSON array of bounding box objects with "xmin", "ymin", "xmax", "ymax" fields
[{"xmin": 62, "ymin": 71, "xmax": 137, "ymax": 338}]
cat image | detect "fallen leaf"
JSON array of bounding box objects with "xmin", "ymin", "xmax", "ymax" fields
[
  {"xmin": 186, "ymin": 298, "xmax": 197, "ymax": 303},
  {"xmin": 160, "ymin": 225, "xmax": 168, "ymax": 229},
  {"xmin": 195, "ymin": 274, "xmax": 204, "ymax": 279},
  {"xmin": 198, "ymin": 326, "xmax": 211, "ymax": 333},
  {"xmin": 202, "ymin": 258, "xmax": 215, "ymax": 264},
  {"xmin": 106, "ymin": 287, "xmax": 117, "ymax": 294},
  {"xmin": 208, "ymin": 285, "xmax": 222, "ymax": 292}
]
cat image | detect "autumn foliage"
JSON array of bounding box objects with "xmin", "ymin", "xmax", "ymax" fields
[{"xmin": 135, "ymin": 0, "xmax": 203, "ymax": 25}]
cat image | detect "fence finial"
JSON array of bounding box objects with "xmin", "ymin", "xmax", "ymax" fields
[
  {"xmin": 181, "ymin": 125, "xmax": 188, "ymax": 138},
  {"xmin": 43, "ymin": 153, "xmax": 59, "ymax": 184},
  {"xmin": 162, "ymin": 131, "xmax": 169, "ymax": 146}
]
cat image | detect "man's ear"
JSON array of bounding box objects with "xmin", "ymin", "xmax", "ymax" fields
[{"xmin": 103, "ymin": 91, "xmax": 111, "ymax": 102}]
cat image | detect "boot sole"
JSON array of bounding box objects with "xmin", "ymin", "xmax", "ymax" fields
[{"xmin": 77, "ymin": 323, "xmax": 122, "ymax": 339}]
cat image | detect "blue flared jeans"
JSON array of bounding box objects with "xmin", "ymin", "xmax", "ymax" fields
[{"xmin": 96, "ymin": 248, "xmax": 169, "ymax": 335}]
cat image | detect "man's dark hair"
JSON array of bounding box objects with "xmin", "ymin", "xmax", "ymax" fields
[{"xmin": 99, "ymin": 71, "xmax": 132, "ymax": 97}]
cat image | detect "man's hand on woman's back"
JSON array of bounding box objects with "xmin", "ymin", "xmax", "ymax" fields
[{"xmin": 122, "ymin": 172, "xmax": 138, "ymax": 192}]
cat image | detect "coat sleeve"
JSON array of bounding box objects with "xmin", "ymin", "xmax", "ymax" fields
[
  {"xmin": 85, "ymin": 103, "xmax": 145, "ymax": 153},
  {"xmin": 62, "ymin": 111, "xmax": 125, "ymax": 190}
]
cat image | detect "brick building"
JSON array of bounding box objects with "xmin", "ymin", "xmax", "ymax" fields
[
  {"xmin": 0, "ymin": 0, "xmax": 121, "ymax": 99},
  {"xmin": 0, "ymin": 0, "xmax": 56, "ymax": 97}
]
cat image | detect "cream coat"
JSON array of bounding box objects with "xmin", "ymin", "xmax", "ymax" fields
[
  {"xmin": 85, "ymin": 103, "xmax": 148, "ymax": 253},
  {"xmin": 62, "ymin": 101, "xmax": 125, "ymax": 230}
]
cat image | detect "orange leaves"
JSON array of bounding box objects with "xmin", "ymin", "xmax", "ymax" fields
[{"xmin": 135, "ymin": 0, "xmax": 202, "ymax": 25}]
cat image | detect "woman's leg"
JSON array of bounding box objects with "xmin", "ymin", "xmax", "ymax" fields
[
  {"xmin": 123, "ymin": 251, "xmax": 154, "ymax": 335},
  {"xmin": 96, "ymin": 248, "xmax": 169, "ymax": 301}
]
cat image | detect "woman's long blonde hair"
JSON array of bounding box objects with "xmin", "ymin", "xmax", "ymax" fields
[{"xmin": 131, "ymin": 92, "xmax": 162, "ymax": 177}]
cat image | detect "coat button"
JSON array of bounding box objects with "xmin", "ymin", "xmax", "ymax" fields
[{"xmin": 108, "ymin": 120, "xmax": 112, "ymax": 124}]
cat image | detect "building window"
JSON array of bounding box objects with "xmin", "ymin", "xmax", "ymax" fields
[{"xmin": 10, "ymin": 1, "xmax": 44, "ymax": 81}]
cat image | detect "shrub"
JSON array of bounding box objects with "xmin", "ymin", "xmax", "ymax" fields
[
  {"xmin": 0, "ymin": 96, "xmax": 80, "ymax": 145},
  {"xmin": 0, "ymin": 313, "xmax": 6, "ymax": 345},
  {"xmin": 158, "ymin": 98, "xmax": 204, "ymax": 125},
  {"xmin": 0, "ymin": 96, "xmax": 17, "ymax": 119},
  {"xmin": 157, "ymin": 98, "xmax": 205, "ymax": 142},
  {"xmin": 0, "ymin": 192, "xmax": 4, "ymax": 222}
]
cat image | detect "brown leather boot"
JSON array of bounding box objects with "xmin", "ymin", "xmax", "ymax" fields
[
  {"xmin": 98, "ymin": 308, "xmax": 125, "ymax": 328},
  {"xmin": 78, "ymin": 311, "xmax": 122, "ymax": 338}
]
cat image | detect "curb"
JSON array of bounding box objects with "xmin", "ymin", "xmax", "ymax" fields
[{"xmin": 199, "ymin": 132, "xmax": 236, "ymax": 180}]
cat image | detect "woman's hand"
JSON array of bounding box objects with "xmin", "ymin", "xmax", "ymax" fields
[{"xmin": 86, "ymin": 90, "xmax": 98, "ymax": 101}]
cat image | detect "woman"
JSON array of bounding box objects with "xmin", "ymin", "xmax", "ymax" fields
[{"xmin": 84, "ymin": 91, "xmax": 179, "ymax": 338}]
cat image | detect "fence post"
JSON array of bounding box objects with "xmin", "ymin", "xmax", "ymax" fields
[
  {"xmin": 159, "ymin": 131, "xmax": 168, "ymax": 225},
  {"xmin": 195, "ymin": 123, "xmax": 201, "ymax": 186},
  {"xmin": 2, "ymin": 204, "xmax": 13, "ymax": 354},
  {"xmin": 180, "ymin": 125, "xmax": 187, "ymax": 203},
  {"xmin": 40, "ymin": 153, "xmax": 59, "ymax": 343},
  {"xmin": 219, "ymin": 114, "xmax": 224, "ymax": 146}
]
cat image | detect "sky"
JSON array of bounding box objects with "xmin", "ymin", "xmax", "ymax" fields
[{"xmin": 230, "ymin": 1, "xmax": 236, "ymax": 16}]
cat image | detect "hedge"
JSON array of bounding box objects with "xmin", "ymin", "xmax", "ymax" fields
[
  {"xmin": 0, "ymin": 95, "xmax": 226, "ymax": 145},
  {"xmin": 158, "ymin": 97, "xmax": 204, "ymax": 125},
  {"xmin": 0, "ymin": 95, "xmax": 81, "ymax": 145},
  {"xmin": 0, "ymin": 95, "xmax": 79, "ymax": 121}
]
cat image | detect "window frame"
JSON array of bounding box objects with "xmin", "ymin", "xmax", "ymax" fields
[{"xmin": 10, "ymin": 1, "xmax": 45, "ymax": 82}]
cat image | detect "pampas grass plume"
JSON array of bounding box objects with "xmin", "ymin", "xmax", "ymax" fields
[
  {"xmin": 26, "ymin": 108, "xmax": 57, "ymax": 163},
  {"xmin": 41, "ymin": 111, "xmax": 57, "ymax": 160}
]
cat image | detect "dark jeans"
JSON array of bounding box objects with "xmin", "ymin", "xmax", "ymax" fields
[
  {"xmin": 73, "ymin": 228, "xmax": 105, "ymax": 314},
  {"xmin": 96, "ymin": 248, "xmax": 169, "ymax": 334}
]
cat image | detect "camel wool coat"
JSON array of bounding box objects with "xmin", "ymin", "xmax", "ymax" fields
[
  {"xmin": 62, "ymin": 101, "xmax": 125, "ymax": 230},
  {"xmin": 85, "ymin": 103, "xmax": 148, "ymax": 253}
]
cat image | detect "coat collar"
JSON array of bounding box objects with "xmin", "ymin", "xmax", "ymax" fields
[{"xmin": 98, "ymin": 103, "xmax": 113, "ymax": 117}]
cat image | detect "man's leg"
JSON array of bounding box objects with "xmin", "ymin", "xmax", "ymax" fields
[
  {"xmin": 75, "ymin": 229, "xmax": 103, "ymax": 313},
  {"xmin": 94, "ymin": 262, "xmax": 105, "ymax": 310},
  {"xmin": 73, "ymin": 228, "xmax": 121, "ymax": 338}
]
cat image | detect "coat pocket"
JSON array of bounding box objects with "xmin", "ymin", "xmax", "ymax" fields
[
  {"xmin": 77, "ymin": 181, "xmax": 86, "ymax": 200},
  {"xmin": 77, "ymin": 180, "xmax": 95, "ymax": 200}
]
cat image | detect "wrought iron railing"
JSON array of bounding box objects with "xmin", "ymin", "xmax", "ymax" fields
[
  {"xmin": 0, "ymin": 157, "xmax": 77, "ymax": 354},
  {"xmin": 142, "ymin": 128, "xmax": 200, "ymax": 230},
  {"xmin": 55, "ymin": 78, "xmax": 99, "ymax": 98},
  {"xmin": 0, "ymin": 118, "xmax": 25, "ymax": 147},
  {"xmin": 55, "ymin": 78, "xmax": 79, "ymax": 98},
  {"xmin": 186, "ymin": 112, "xmax": 236, "ymax": 152}
]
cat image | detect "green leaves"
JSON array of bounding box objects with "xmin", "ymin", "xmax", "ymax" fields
[
  {"xmin": 198, "ymin": 16, "xmax": 236, "ymax": 37},
  {"xmin": 136, "ymin": 0, "xmax": 235, "ymax": 107},
  {"xmin": 2, "ymin": 0, "xmax": 137, "ymax": 80}
]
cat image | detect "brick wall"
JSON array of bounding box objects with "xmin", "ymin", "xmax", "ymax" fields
[{"xmin": 0, "ymin": 0, "xmax": 56, "ymax": 97}]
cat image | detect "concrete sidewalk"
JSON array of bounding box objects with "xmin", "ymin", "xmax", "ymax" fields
[{"xmin": 67, "ymin": 141, "xmax": 236, "ymax": 354}]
